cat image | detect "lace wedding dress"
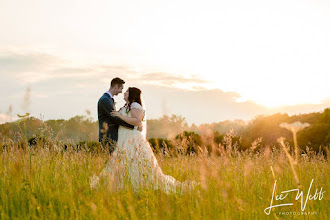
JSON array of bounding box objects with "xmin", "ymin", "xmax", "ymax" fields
[{"xmin": 91, "ymin": 102, "xmax": 193, "ymax": 193}]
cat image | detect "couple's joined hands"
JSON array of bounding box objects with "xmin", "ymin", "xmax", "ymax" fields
[{"xmin": 111, "ymin": 110, "xmax": 143, "ymax": 131}]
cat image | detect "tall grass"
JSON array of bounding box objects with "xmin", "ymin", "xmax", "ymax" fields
[{"xmin": 0, "ymin": 134, "xmax": 329, "ymax": 219}]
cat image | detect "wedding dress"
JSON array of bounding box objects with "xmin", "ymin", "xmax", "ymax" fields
[{"xmin": 91, "ymin": 102, "xmax": 193, "ymax": 193}]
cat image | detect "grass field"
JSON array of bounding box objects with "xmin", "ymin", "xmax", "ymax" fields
[{"xmin": 0, "ymin": 136, "xmax": 328, "ymax": 220}]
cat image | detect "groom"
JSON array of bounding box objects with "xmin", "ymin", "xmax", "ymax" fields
[{"xmin": 98, "ymin": 77, "xmax": 135, "ymax": 153}]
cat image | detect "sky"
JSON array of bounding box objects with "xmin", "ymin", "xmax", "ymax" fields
[{"xmin": 0, "ymin": 0, "xmax": 330, "ymax": 125}]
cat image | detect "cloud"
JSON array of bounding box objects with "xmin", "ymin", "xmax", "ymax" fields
[
  {"xmin": 0, "ymin": 51, "xmax": 117, "ymax": 83},
  {"xmin": 136, "ymin": 72, "xmax": 210, "ymax": 87},
  {"xmin": 138, "ymin": 86, "xmax": 267, "ymax": 124},
  {"xmin": 0, "ymin": 51, "xmax": 65, "ymax": 83},
  {"xmin": 0, "ymin": 50, "xmax": 207, "ymax": 121},
  {"xmin": 0, "ymin": 51, "xmax": 61, "ymax": 72},
  {"xmin": 0, "ymin": 50, "xmax": 211, "ymax": 89},
  {"xmin": 1, "ymin": 50, "xmax": 329, "ymax": 125},
  {"xmin": 0, "ymin": 113, "xmax": 17, "ymax": 124}
]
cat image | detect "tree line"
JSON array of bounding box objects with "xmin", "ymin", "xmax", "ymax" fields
[{"xmin": 0, "ymin": 108, "xmax": 329, "ymax": 154}]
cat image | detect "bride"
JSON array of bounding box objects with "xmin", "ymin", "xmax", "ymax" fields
[{"xmin": 91, "ymin": 87, "xmax": 195, "ymax": 193}]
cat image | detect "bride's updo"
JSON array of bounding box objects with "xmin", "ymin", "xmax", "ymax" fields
[{"xmin": 127, "ymin": 87, "xmax": 142, "ymax": 112}]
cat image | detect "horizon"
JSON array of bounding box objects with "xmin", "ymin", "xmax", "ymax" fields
[{"xmin": 1, "ymin": 100, "xmax": 328, "ymax": 126}]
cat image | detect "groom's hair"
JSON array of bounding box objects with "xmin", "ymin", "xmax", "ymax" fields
[{"xmin": 110, "ymin": 77, "xmax": 125, "ymax": 88}]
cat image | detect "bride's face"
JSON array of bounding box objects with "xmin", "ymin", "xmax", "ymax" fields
[{"xmin": 124, "ymin": 89, "xmax": 129, "ymax": 102}]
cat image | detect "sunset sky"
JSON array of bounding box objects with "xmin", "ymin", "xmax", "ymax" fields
[{"xmin": 1, "ymin": 0, "xmax": 330, "ymax": 124}]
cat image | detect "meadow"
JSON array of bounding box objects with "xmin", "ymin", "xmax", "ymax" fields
[{"xmin": 0, "ymin": 128, "xmax": 329, "ymax": 220}]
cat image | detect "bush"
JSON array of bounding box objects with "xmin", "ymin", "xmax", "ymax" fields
[
  {"xmin": 148, "ymin": 138, "xmax": 174, "ymax": 154},
  {"xmin": 28, "ymin": 135, "xmax": 51, "ymax": 148},
  {"xmin": 175, "ymin": 131, "xmax": 202, "ymax": 155}
]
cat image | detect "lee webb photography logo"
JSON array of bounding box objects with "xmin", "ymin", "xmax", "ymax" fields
[{"xmin": 264, "ymin": 179, "xmax": 325, "ymax": 216}]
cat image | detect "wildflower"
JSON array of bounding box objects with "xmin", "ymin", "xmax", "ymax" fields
[{"xmin": 279, "ymin": 121, "xmax": 310, "ymax": 133}]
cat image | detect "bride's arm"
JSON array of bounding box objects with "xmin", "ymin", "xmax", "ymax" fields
[{"xmin": 111, "ymin": 109, "xmax": 143, "ymax": 126}]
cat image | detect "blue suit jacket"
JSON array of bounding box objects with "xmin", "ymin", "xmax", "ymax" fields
[{"xmin": 98, "ymin": 93, "xmax": 134, "ymax": 145}]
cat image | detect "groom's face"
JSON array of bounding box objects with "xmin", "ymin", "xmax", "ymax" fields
[{"xmin": 113, "ymin": 84, "xmax": 124, "ymax": 96}]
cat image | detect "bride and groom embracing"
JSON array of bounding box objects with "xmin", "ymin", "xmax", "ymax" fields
[{"xmin": 90, "ymin": 77, "xmax": 196, "ymax": 193}]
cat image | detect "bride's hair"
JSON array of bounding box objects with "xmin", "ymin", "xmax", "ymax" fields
[{"xmin": 126, "ymin": 87, "xmax": 142, "ymax": 112}]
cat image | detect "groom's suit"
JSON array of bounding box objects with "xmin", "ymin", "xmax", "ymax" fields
[{"xmin": 98, "ymin": 92, "xmax": 134, "ymax": 152}]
